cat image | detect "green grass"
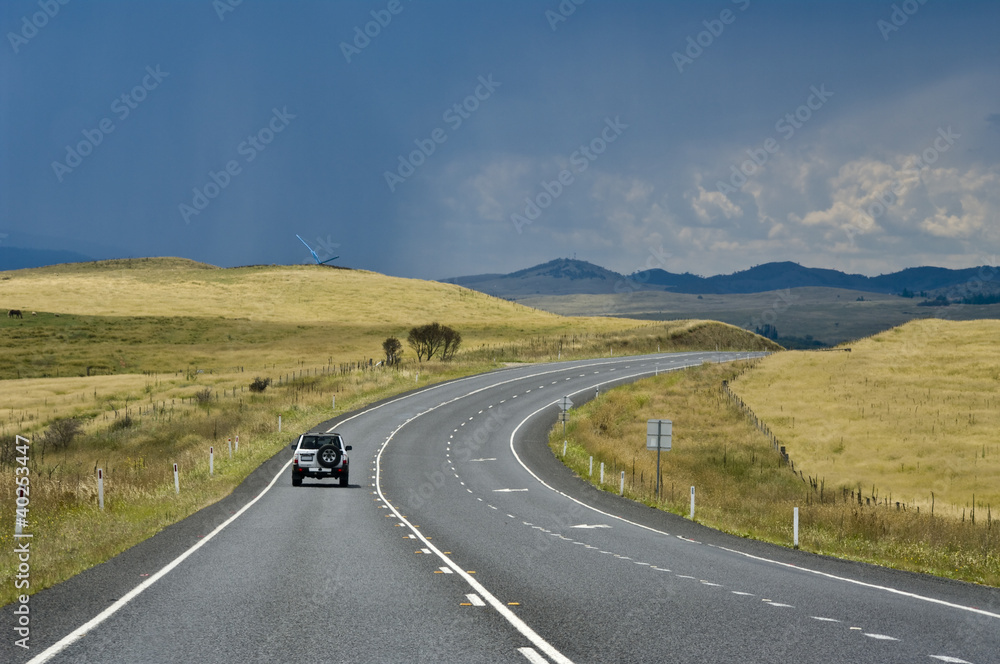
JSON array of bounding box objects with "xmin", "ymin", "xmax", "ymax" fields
[{"xmin": 551, "ymin": 358, "xmax": 999, "ymax": 587}]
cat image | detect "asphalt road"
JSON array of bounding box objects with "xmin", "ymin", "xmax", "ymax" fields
[{"xmin": 4, "ymin": 351, "xmax": 999, "ymax": 663}]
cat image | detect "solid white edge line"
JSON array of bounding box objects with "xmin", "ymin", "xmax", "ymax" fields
[
  {"xmin": 23, "ymin": 365, "xmax": 543, "ymax": 662},
  {"xmin": 518, "ymin": 647, "xmax": 551, "ymax": 663},
  {"xmin": 27, "ymin": 352, "xmax": 734, "ymax": 664},
  {"xmin": 506, "ymin": 358, "xmax": 1000, "ymax": 623},
  {"xmin": 710, "ymin": 543, "xmax": 1000, "ymax": 620},
  {"xmin": 375, "ymin": 398, "xmax": 575, "ymax": 664},
  {"xmin": 27, "ymin": 456, "xmax": 295, "ymax": 664}
]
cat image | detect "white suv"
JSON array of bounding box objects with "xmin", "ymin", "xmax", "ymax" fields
[{"xmin": 290, "ymin": 433, "xmax": 351, "ymax": 487}]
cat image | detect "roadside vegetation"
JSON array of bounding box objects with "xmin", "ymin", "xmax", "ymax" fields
[
  {"xmin": 0, "ymin": 258, "xmax": 775, "ymax": 605},
  {"xmin": 550, "ymin": 335, "xmax": 999, "ymax": 587}
]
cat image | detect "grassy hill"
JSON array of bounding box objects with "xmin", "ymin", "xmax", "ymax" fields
[
  {"xmin": 551, "ymin": 355, "xmax": 999, "ymax": 585},
  {"xmin": 0, "ymin": 258, "xmax": 774, "ymax": 380},
  {"xmin": 0, "ymin": 258, "xmax": 774, "ymax": 604},
  {"xmin": 731, "ymin": 319, "xmax": 1000, "ymax": 515}
]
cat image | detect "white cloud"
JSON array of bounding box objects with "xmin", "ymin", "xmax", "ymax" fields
[{"xmin": 689, "ymin": 185, "xmax": 742, "ymax": 224}]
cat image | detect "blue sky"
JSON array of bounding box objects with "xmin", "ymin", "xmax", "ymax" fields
[{"xmin": 2, "ymin": 0, "xmax": 998, "ymax": 279}]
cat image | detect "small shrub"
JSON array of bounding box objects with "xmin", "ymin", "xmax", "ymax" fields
[
  {"xmin": 195, "ymin": 388, "xmax": 212, "ymax": 404},
  {"xmin": 110, "ymin": 415, "xmax": 134, "ymax": 431},
  {"xmin": 249, "ymin": 376, "xmax": 271, "ymax": 393},
  {"xmin": 44, "ymin": 418, "xmax": 83, "ymax": 450}
]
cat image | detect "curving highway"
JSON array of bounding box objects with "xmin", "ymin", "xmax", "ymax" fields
[{"xmin": 5, "ymin": 351, "xmax": 999, "ymax": 663}]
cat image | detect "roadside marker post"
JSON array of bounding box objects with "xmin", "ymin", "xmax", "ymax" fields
[
  {"xmin": 227, "ymin": 437, "xmax": 233, "ymax": 459},
  {"xmin": 589, "ymin": 456, "xmax": 593, "ymax": 477},
  {"xmin": 210, "ymin": 447, "xmax": 214, "ymax": 476},
  {"xmin": 600, "ymin": 462, "xmax": 604, "ymax": 485},
  {"xmin": 794, "ymin": 507, "xmax": 799, "ymax": 549},
  {"xmin": 235, "ymin": 435, "xmax": 239, "ymax": 453},
  {"xmin": 278, "ymin": 415, "xmax": 282, "ymax": 432},
  {"xmin": 97, "ymin": 469, "xmax": 104, "ymax": 511},
  {"xmin": 620, "ymin": 471, "xmax": 625, "ymax": 496},
  {"xmin": 174, "ymin": 464, "xmax": 180, "ymax": 494},
  {"xmin": 690, "ymin": 486, "xmax": 695, "ymax": 519}
]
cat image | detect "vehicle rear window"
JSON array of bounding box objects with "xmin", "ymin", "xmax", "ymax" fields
[{"xmin": 299, "ymin": 435, "xmax": 341, "ymax": 450}]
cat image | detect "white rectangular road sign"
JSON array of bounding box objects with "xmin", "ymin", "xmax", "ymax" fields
[{"xmin": 646, "ymin": 419, "xmax": 672, "ymax": 450}]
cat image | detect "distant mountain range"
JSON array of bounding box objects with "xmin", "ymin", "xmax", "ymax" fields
[{"xmin": 442, "ymin": 258, "xmax": 998, "ymax": 298}]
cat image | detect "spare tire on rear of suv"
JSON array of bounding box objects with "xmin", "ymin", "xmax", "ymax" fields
[{"xmin": 316, "ymin": 444, "xmax": 342, "ymax": 468}]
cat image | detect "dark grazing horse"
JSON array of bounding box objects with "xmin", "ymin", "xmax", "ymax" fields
[{"xmin": 7, "ymin": 309, "xmax": 22, "ymax": 319}]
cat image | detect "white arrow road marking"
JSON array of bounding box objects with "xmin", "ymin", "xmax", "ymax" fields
[
  {"xmin": 494, "ymin": 488, "xmax": 529, "ymax": 492},
  {"xmin": 508, "ymin": 368, "xmax": 1000, "ymax": 625},
  {"xmin": 569, "ymin": 524, "xmax": 611, "ymax": 529}
]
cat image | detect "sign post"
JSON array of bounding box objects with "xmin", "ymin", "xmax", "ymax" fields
[
  {"xmin": 646, "ymin": 419, "xmax": 673, "ymax": 501},
  {"xmin": 559, "ymin": 396, "xmax": 573, "ymax": 435}
]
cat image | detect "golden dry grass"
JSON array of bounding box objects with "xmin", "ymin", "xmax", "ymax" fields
[
  {"xmin": 0, "ymin": 258, "xmax": 775, "ymax": 604},
  {"xmin": 730, "ymin": 319, "xmax": 1000, "ymax": 517},
  {"xmin": 552, "ymin": 360, "xmax": 999, "ymax": 586}
]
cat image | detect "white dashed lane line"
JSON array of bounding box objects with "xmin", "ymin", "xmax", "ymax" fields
[{"xmin": 438, "ymin": 384, "xmax": 965, "ymax": 661}]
